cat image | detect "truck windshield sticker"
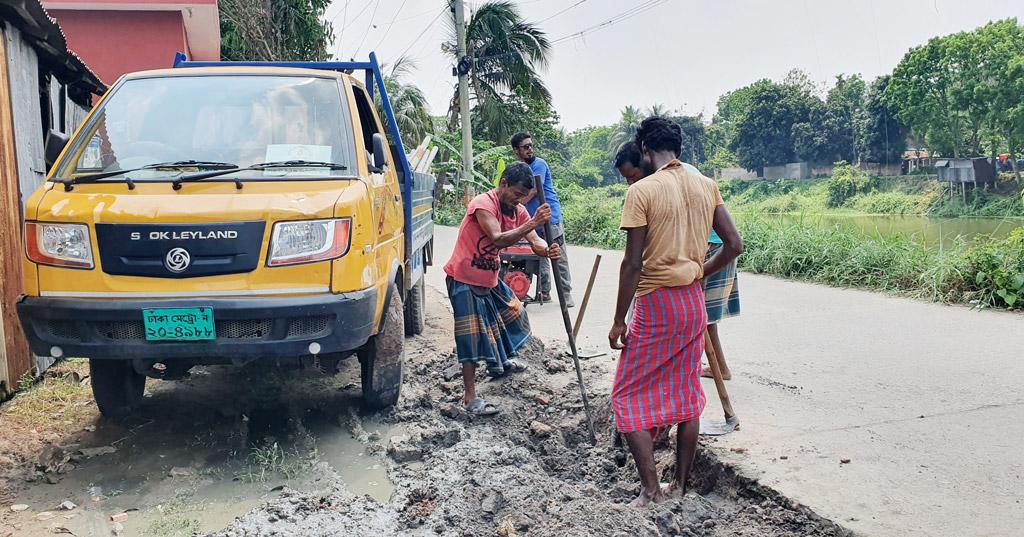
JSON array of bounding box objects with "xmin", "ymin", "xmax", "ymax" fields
[{"xmin": 264, "ymin": 145, "xmax": 333, "ymax": 176}]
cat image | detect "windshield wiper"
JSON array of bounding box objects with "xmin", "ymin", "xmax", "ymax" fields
[
  {"xmin": 56, "ymin": 160, "xmax": 238, "ymax": 192},
  {"xmin": 171, "ymin": 160, "xmax": 349, "ymax": 191}
]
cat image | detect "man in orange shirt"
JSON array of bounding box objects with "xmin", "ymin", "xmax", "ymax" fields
[{"xmin": 609, "ymin": 117, "xmax": 743, "ymax": 505}]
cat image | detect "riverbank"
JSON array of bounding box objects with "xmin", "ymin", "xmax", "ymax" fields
[
  {"xmin": 719, "ymin": 170, "xmax": 1024, "ymax": 219},
  {"xmin": 434, "ymin": 171, "xmax": 1024, "ymax": 309}
]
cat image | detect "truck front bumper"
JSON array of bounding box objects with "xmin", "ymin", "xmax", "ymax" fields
[{"xmin": 16, "ymin": 290, "xmax": 377, "ymax": 361}]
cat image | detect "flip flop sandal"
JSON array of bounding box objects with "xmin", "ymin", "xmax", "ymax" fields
[
  {"xmin": 466, "ymin": 398, "xmax": 499, "ymax": 416},
  {"xmin": 505, "ymin": 360, "xmax": 529, "ymax": 374}
]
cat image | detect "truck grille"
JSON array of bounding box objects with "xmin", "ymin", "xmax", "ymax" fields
[
  {"xmin": 216, "ymin": 319, "xmax": 273, "ymax": 339},
  {"xmin": 286, "ymin": 316, "xmax": 330, "ymax": 338},
  {"xmin": 45, "ymin": 320, "xmax": 83, "ymax": 342},
  {"xmin": 97, "ymin": 321, "xmax": 145, "ymax": 341}
]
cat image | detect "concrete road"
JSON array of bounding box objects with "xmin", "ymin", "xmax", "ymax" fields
[{"xmin": 426, "ymin": 225, "xmax": 1023, "ymax": 537}]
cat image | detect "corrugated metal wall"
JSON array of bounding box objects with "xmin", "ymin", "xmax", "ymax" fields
[{"xmin": 0, "ymin": 24, "xmax": 92, "ymax": 394}]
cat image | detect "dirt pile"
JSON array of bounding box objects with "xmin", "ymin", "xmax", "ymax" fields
[
  {"xmin": 2, "ymin": 294, "xmax": 852, "ymax": 536},
  {"xmin": 214, "ymin": 333, "xmax": 852, "ymax": 537}
]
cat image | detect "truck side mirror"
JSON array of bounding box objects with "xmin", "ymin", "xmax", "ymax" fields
[
  {"xmin": 372, "ymin": 133, "xmax": 388, "ymax": 171},
  {"xmin": 44, "ymin": 130, "xmax": 70, "ymax": 170}
]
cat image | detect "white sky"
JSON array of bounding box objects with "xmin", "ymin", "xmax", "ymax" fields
[{"xmin": 326, "ymin": 0, "xmax": 1024, "ymax": 130}]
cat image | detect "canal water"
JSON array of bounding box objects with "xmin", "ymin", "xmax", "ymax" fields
[{"xmin": 764, "ymin": 214, "xmax": 1022, "ymax": 248}]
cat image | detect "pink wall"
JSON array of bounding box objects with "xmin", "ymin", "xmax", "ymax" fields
[{"xmin": 48, "ymin": 9, "xmax": 190, "ymax": 85}]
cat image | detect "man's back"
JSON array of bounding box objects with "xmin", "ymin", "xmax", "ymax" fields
[{"xmin": 620, "ymin": 160, "xmax": 722, "ymax": 296}]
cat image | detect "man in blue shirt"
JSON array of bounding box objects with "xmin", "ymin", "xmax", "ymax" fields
[{"xmin": 511, "ymin": 132, "xmax": 574, "ymax": 307}]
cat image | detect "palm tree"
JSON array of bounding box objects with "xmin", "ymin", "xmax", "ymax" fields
[
  {"xmin": 647, "ymin": 103, "xmax": 671, "ymax": 118},
  {"xmin": 608, "ymin": 105, "xmax": 644, "ymax": 152},
  {"xmin": 444, "ymin": 0, "xmax": 551, "ymax": 141},
  {"xmin": 376, "ymin": 56, "xmax": 432, "ymax": 150}
]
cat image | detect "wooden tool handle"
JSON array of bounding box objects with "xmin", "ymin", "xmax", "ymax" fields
[
  {"xmin": 704, "ymin": 331, "xmax": 736, "ymax": 419},
  {"xmin": 572, "ymin": 255, "xmax": 601, "ymax": 339}
]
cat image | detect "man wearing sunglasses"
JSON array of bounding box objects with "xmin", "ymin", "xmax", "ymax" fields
[{"xmin": 511, "ymin": 131, "xmax": 574, "ymax": 307}]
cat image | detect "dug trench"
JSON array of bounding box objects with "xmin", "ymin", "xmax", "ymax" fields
[{"xmin": 2, "ymin": 290, "xmax": 852, "ymax": 537}]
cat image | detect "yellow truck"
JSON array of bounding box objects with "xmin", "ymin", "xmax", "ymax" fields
[{"xmin": 16, "ymin": 54, "xmax": 435, "ymax": 418}]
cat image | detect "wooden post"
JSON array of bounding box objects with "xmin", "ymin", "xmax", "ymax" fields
[{"xmin": 0, "ymin": 32, "xmax": 32, "ymax": 396}]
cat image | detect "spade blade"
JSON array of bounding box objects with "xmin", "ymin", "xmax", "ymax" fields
[
  {"xmin": 565, "ymin": 346, "xmax": 607, "ymax": 359},
  {"xmin": 699, "ymin": 415, "xmax": 739, "ymax": 436}
]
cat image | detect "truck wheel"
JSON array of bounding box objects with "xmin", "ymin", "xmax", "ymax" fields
[
  {"xmin": 359, "ymin": 283, "xmax": 404, "ymax": 410},
  {"xmin": 89, "ymin": 359, "xmax": 145, "ymax": 419},
  {"xmin": 404, "ymin": 279, "xmax": 426, "ymax": 336}
]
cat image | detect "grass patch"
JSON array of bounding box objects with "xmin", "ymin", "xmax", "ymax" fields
[
  {"xmin": 145, "ymin": 488, "xmax": 202, "ymax": 537},
  {"xmin": 239, "ymin": 440, "xmax": 312, "ymax": 483},
  {"xmin": 737, "ymin": 218, "xmax": 1024, "ymax": 308},
  {"xmin": 0, "ymin": 360, "xmax": 96, "ymax": 475}
]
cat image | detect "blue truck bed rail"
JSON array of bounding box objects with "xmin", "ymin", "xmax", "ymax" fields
[{"xmin": 171, "ymin": 52, "xmax": 426, "ymax": 286}]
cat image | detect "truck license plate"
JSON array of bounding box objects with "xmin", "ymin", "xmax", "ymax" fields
[{"xmin": 143, "ymin": 308, "xmax": 216, "ymax": 341}]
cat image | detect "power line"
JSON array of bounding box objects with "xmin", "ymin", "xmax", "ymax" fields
[
  {"xmin": 372, "ymin": 0, "xmax": 411, "ymax": 52},
  {"xmin": 388, "ymin": 6, "xmax": 447, "ymax": 25},
  {"xmin": 331, "ymin": 1, "xmax": 351, "ymax": 59},
  {"xmin": 354, "ymin": 0, "xmax": 383, "ymax": 57},
  {"xmin": 397, "ymin": 8, "xmax": 447, "ymax": 61},
  {"xmin": 550, "ymin": 0, "xmax": 669, "ymax": 45},
  {"xmin": 339, "ymin": 1, "xmax": 374, "ymax": 32},
  {"xmin": 538, "ymin": 0, "xmax": 590, "ymax": 24},
  {"xmin": 328, "ymin": 0, "xmax": 351, "ymax": 24}
]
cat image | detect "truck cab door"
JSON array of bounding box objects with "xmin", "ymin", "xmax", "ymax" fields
[{"xmin": 351, "ymin": 84, "xmax": 403, "ymax": 310}]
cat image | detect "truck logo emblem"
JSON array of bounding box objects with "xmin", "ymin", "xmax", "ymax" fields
[{"xmin": 165, "ymin": 248, "xmax": 191, "ymax": 273}]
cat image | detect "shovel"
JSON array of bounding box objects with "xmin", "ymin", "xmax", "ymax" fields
[
  {"xmin": 699, "ymin": 330, "xmax": 739, "ymax": 436},
  {"xmin": 535, "ymin": 179, "xmax": 596, "ymax": 444}
]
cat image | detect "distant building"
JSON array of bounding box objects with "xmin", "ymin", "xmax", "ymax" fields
[
  {"xmin": 43, "ymin": 0, "xmax": 220, "ymax": 86},
  {"xmin": 903, "ymin": 148, "xmax": 937, "ymax": 174}
]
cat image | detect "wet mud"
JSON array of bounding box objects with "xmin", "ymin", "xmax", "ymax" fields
[{"xmin": 4, "ymin": 293, "xmax": 852, "ymax": 537}]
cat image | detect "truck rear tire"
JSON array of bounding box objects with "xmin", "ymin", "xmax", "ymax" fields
[
  {"xmin": 404, "ymin": 279, "xmax": 425, "ymax": 336},
  {"xmin": 359, "ymin": 283, "xmax": 404, "ymax": 410},
  {"xmin": 89, "ymin": 359, "xmax": 145, "ymax": 419}
]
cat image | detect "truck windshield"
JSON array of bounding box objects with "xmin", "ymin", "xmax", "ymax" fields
[{"xmin": 55, "ymin": 75, "xmax": 356, "ymax": 180}]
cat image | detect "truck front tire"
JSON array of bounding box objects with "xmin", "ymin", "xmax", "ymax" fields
[
  {"xmin": 359, "ymin": 283, "xmax": 404, "ymax": 410},
  {"xmin": 404, "ymin": 279, "xmax": 425, "ymax": 336},
  {"xmin": 89, "ymin": 359, "xmax": 145, "ymax": 419}
]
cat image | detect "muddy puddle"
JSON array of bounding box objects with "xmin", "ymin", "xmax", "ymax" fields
[{"xmin": 3, "ymin": 361, "xmax": 399, "ymax": 536}]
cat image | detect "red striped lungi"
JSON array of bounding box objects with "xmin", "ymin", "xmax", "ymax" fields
[{"xmin": 612, "ymin": 282, "xmax": 707, "ymax": 433}]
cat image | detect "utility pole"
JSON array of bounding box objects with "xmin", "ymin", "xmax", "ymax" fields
[{"xmin": 453, "ymin": 0, "xmax": 474, "ymax": 204}]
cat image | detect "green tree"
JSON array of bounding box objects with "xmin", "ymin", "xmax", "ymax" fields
[
  {"xmin": 557, "ymin": 125, "xmax": 619, "ymax": 187},
  {"xmin": 731, "ymin": 81, "xmax": 814, "ymax": 171},
  {"xmin": 376, "ymin": 57, "xmax": 432, "ymax": 150},
  {"xmin": 974, "ymin": 19, "xmax": 1024, "ymax": 181},
  {"xmin": 793, "ymin": 75, "xmax": 864, "ymax": 164},
  {"xmin": 471, "ymin": 93, "xmax": 560, "ymax": 148},
  {"xmin": 670, "ymin": 115, "xmax": 707, "ymax": 165},
  {"xmin": 704, "ymin": 82, "xmax": 767, "ymax": 173},
  {"xmin": 858, "ymin": 75, "xmax": 907, "ymax": 164},
  {"xmin": 220, "ymin": 0, "xmax": 334, "ymax": 61},
  {"xmin": 444, "ymin": 0, "xmax": 551, "ymax": 143},
  {"xmin": 607, "ymin": 105, "xmax": 643, "ymax": 152},
  {"xmin": 886, "ymin": 29, "xmax": 990, "ymax": 158}
]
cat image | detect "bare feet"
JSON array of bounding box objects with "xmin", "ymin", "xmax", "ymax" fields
[
  {"xmin": 700, "ymin": 364, "xmax": 731, "ymax": 380},
  {"xmin": 664, "ymin": 480, "xmax": 687, "ymax": 499},
  {"xmin": 629, "ymin": 486, "xmax": 667, "ymax": 507}
]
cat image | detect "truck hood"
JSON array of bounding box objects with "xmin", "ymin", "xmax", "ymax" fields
[{"xmin": 32, "ymin": 180, "xmax": 366, "ymax": 297}]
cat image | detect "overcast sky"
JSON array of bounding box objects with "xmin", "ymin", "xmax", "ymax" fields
[{"xmin": 326, "ymin": 0, "xmax": 1024, "ymax": 131}]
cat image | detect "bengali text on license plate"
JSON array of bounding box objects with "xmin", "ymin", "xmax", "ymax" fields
[{"xmin": 143, "ymin": 307, "xmax": 216, "ymax": 341}]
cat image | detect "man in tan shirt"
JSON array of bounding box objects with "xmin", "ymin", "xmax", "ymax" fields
[{"xmin": 608, "ymin": 117, "xmax": 743, "ymax": 506}]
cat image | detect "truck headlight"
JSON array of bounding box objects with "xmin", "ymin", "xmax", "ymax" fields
[
  {"xmin": 26, "ymin": 222, "xmax": 94, "ymax": 269},
  {"xmin": 267, "ymin": 218, "xmax": 351, "ymax": 267}
]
